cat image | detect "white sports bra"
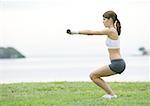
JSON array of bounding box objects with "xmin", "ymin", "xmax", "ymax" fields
[{"xmin": 106, "ymin": 37, "xmax": 120, "ymax": 49}]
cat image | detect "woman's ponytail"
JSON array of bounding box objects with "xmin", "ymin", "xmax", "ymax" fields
[{"xmin": 116, "ymin": 19, "xmax": 121, "ymax": 35}]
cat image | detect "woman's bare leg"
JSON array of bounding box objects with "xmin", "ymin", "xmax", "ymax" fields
[{"xmin": 90, "ymin": 65, "xmax": 116, "ymax": 95}]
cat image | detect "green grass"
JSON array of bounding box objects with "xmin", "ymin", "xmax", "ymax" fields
[{"xmin": 0, "ymin": 82, "xmax": 150, "ymax": 106}]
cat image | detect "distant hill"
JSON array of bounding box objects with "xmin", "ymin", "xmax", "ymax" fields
[{"xmin": 0, "ymin": 47, "xmax": 25, "ymax": 59}]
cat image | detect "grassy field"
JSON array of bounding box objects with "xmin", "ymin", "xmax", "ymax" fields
[{"xmin": 0, "ymin": 82, "xmax": 150, "ymax": 106}]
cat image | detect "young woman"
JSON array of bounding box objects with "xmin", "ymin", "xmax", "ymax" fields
[{"xmin": 66, "ymin": 10, "xmax": 126, "ymax": 99}]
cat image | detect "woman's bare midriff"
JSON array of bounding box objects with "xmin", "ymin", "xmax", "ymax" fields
[{"xmin": 108, "ymin": 49, "xmax": 122, "ymax": 60}]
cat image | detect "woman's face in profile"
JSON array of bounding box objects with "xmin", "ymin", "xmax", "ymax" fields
[{"xmin": 103, "ymin": 17, "xmax": 111, "ymax": 27}]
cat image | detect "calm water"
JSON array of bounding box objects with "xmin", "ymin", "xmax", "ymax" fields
[{"xmin": 0, "ymin": 55, "xmax": 149, "ymax": 83}]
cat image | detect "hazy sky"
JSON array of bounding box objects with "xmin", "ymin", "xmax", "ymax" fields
[{"xmin": 0, "ymin": 0, "xmax": 149, "ymax": 57}]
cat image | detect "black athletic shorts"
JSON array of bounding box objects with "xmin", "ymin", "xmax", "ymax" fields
[{"xmin": 109, "ymin": 59, "xmax": 126, "ymax": 74}]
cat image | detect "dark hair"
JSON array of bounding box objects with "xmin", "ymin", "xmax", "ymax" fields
[{"xmin": 103, "ymin": 11, "xmax": 121, "ymax": 35}]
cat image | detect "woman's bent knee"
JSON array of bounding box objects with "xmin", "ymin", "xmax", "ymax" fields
[{"xmin": 89, "ymin": 72, "xmax": 98, "ymax": 80}]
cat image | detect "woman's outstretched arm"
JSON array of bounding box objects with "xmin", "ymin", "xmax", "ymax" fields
[{"xmin": 66, "ymin": 28, "xmax": 112, "ymax": 36}]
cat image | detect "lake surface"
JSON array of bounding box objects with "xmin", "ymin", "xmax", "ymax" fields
[{"xmin": 0, "ymin": 55, "xmax": 149, "ymax": 83}]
